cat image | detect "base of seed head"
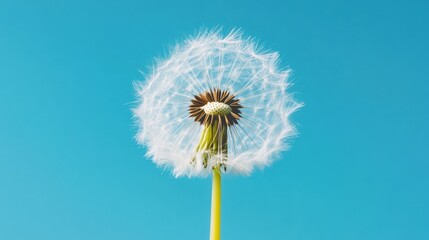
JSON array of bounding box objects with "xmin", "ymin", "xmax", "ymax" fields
[
  {"xmin": 189, "ymin": 89, "xmax": 241, "ymax": 171},
  {"xmin": 190, "ymin": 152, "xmax": 227, "ymax": 171}
]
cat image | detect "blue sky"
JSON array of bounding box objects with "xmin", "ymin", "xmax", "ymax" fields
[{"xmin": 0, "ymin": 0, "xmax": 428, "ymax": 239}]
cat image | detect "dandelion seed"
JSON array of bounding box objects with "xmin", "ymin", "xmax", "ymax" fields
[{"xmin": 133, "ymin": 29, "xmax": 302, "ymax": 240}]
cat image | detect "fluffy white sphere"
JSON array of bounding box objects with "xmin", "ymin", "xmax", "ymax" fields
[{"xmin": 134, "ymin": 30, "xmax": 302, "ymax": 177}]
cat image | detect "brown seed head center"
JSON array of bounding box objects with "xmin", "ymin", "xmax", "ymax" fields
[{"xmin": 189, "ymin": 88, "xmax": 243, "ymax": 126}]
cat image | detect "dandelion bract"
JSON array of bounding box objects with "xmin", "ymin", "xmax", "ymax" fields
[{"xmin": 134, "ymin": 30, "xmax": 302, "ymax": 178}]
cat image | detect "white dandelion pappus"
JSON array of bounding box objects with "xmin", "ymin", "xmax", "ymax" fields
[{"xmin": 134, "ymin": 30, "xmax": 302, "ymax": 177}]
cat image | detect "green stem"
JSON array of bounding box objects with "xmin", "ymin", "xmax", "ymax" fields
[
  {"xmin": 210, "ymin": 167, "xmax": 221, "ymax": 240},
  {"xmin": 192, "ymin": 120, "xmax": 227, "ymax": 239}
]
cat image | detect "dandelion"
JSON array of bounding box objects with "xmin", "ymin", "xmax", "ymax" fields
[{"xmin": 134, "ymin": 29, "xmax": 302, "ymax": 240}]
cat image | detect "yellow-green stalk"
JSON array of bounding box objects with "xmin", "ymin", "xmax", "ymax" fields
[
  {"xmin": 189, "ymin": 90, "xmax": 241, "ymax": 240},
  {"xmin": 210, "ymin": 166, "xmax": 221, "ymax": 240},
  {"xmin": 192, "ymin": 120, "xmax": 228, "ymax": 240}
]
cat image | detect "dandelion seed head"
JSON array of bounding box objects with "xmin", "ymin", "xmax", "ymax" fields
[{"xmin": 134, "ymin": 29, "xmax": 302, "ymax": 177}]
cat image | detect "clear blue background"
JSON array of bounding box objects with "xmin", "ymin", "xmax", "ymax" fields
[{"xmin": 1, "ymin": 0, "xmax": 428, "ymax": 239}]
